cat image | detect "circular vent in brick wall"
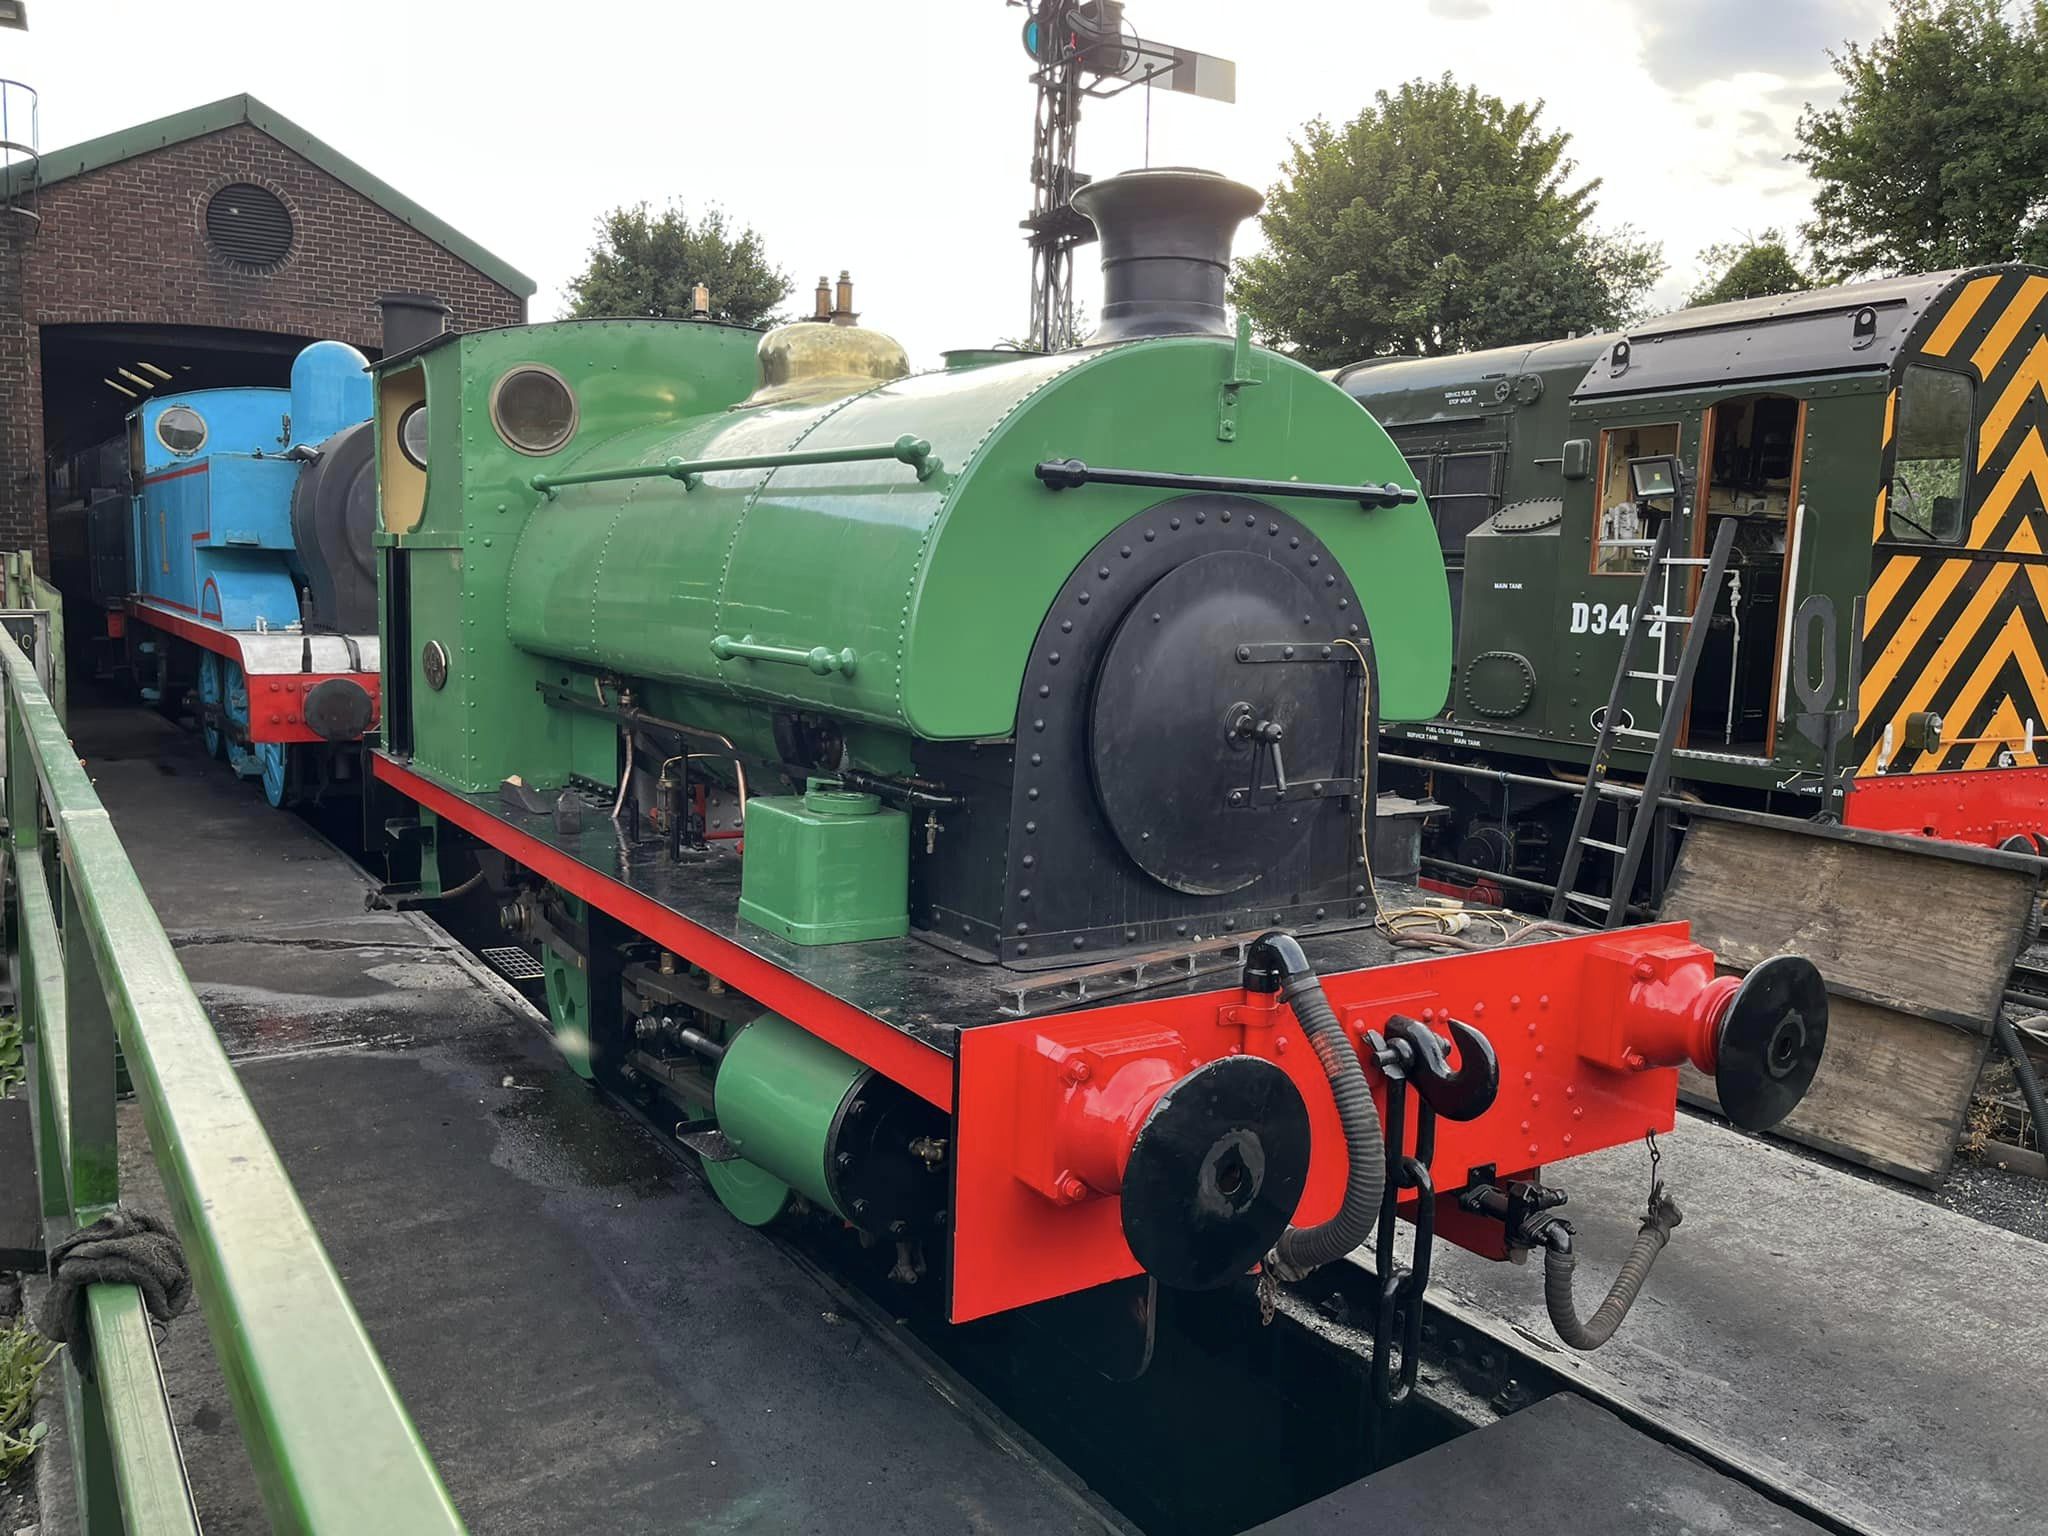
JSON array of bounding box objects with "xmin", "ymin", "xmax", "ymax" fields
[{"xmin": 204, "ymin": 183, "xmax": 294, "ymax": 270}]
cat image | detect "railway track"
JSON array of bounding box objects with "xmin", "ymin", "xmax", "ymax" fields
[{"xmin": 2008, "ymin": 947, "xmax": 2048, "ymax": 1010}]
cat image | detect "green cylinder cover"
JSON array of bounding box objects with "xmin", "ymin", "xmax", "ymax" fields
[{"xmin": 712, "ymin": 1010, "xmax": 867, "ymax": 1222}]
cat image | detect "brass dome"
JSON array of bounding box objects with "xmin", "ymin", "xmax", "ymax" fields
[{"xmin": 741, "ymin": 319, "xmax": 911, "ymax": 409}]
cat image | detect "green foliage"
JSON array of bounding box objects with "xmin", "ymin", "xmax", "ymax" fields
[
  {"xmin": 1230, "ymin": 75, "xmax": 1665, "ymax": 367},
  {"xmin": 1795, "ymin": 0, "xmax": 2048, "ymax": 277},
  {"xmin": 995, "ymin": 302, "xmax": 1093, "ymax": 353},
  {"xmin": 0, "ymin": 1012, "xmax": 21, "ymax": 1098},
  {"xmin": 1688, "ymin": 230, "xmax": 1813, "ymax": 307},
  {"xmin": 565, "ymin": 202, "xmax": 792, "ymax": 327},
  {"xmin": 0, "ymin": 1319, "xmax": 53, "ymax": 1483}
]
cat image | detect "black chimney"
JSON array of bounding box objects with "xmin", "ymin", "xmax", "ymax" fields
[
  {"xmin": 1070, "ymin": 167, "xmax": 1263, "ymax": 344},
  {"xmin": 377, "ymin": 291, "xmax": 453, "ymax": 357}
]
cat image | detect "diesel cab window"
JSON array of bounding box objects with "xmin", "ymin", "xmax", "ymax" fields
[
  {"xmin": 1886, "ymin": 367, "xmax": 1971, "ymax": 543},
  {"xmin": 1592, "ymin": 422, "xmax": 1680, "ymax": 574}
]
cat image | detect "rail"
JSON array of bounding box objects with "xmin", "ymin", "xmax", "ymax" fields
[{"xmin": 2, "ymin": 623, "xmax": 463, "ymax": 1533}]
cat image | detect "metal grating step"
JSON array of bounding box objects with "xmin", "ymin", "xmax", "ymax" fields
[
  {"xmin": 678, "ymin": 1128, "xmax": 740, "ymax": 1163},
  {"xmin": 481, "ymin": 945, "xmax": 546, "ymax": 982},
  {"xmin": 1674, "ymin": 748, "xmax": 1773, "ymax": 766}
]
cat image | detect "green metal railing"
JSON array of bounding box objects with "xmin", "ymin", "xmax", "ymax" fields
[{"xmin": 2, "ymin": 623, "xmax": 464, "ymax": 1534}]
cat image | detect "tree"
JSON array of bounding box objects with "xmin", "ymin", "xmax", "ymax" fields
[
  {"xmin": 1230, "ymin": 76, "xmax": 1664, "ymax": 367},
  {"xmin": 1794, "ymin": 0, "xmax": 2048, "ymax": 278},
  {"xmin": 565, "ymin": 202, "xmax": 791, "ymax": 326},
  {"xmin": 1687, "ymin": 230, "xmax": 1813, "ymax": 307},
  {"xmin": 995, "ymin": 303, "xmax": 1093, "ymax": 353}
]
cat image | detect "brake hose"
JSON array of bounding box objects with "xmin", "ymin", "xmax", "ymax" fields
[
  {"xmin": 1253, "ymin": 933, "xmax": 1387, "ymax": 1281},
  {"xmin": 1538, "ymin": 1189, "xmax": 1682, "ymax": 1351}
]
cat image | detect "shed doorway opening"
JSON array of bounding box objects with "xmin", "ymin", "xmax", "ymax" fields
[{"xmin": 38, "ymin": 322, "xmax": 327, "ymax": 679}]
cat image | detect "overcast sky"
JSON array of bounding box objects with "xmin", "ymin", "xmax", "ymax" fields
[{"xmin": 5, "ymin": 0, "xmax": 1890, "ymax": 366}]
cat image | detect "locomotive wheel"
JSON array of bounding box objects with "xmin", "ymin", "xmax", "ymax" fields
[
  {"xmin": 704, "ymin": 1152, "xmax": 794, "ymax": 1228},
  {"xmin": 1088, "ymin": 547, "xmax": 1353, "ymax": 895},
  {"xmin": 1714, "ymin": 954, "xmax": 1829, "ymax": 1132},
  {"xmin": 222, "ymin": 662, "xmax": 289, "ymax": 803},
  {"xmin": 223, "ymin": 662, "xmax": 259, "ymax": 780},
  {"xmin": 197, "ymin": 653, "xmax": 225, "ymax": 759},
  {"xmin": 258, "ymin": 742, "xmax": 290, "ymax": 808}
]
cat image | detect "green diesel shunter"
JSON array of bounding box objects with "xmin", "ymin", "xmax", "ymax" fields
[{"xmin": 1338, "ymin": 268, "xmax": 2048, "ymax": 902}]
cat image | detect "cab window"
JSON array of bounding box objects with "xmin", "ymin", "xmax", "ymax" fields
[
  {"xmin": 155, "ymin": 404, "xmax": 207, "ymax": 457},
  {"xmin": 1886, "ymin": 366, "xmax": 1971, "ymax": 543},
  {"xmin": 1592, "ymin": 422, "xmax": 1680, "ymax": 574}
]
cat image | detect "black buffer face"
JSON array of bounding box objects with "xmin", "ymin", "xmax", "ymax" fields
[
  {"xmin": 1120, "ymin": 1054, "xmax": 1312, "ymax": 1289},
  {"xmin": 1714, "ymin": 954, "xmax": 1829, "ymax": 1131}
]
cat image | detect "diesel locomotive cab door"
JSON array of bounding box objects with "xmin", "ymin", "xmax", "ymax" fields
[
  {"xmin": 1680, "ymin": 394, "xmax": 1808, "ymax": 761},
  {"xmin": 1578, "ymin": 415, "xmax": 1703, "ymax": 745}
]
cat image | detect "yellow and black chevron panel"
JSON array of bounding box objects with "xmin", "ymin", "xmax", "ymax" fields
[{"xmin": 1858, "ymin": 268, "xmax": 2048, "ymax": 775}]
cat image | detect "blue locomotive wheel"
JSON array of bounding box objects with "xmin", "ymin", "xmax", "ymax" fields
[
  {"xmin": 197, "ymin": 653, "xmax": 224, "ymax": 759},
  {"xmin": 223, "ymin": 662, "xmax": 259, "ymax": 781},
  {"xmin": 258, "ymin": 742, "xmax": 289, "ymax": 807}
]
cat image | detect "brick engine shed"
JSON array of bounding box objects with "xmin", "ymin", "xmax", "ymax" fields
[{"xmin": 0, "ymin": 92, "xmax": 532, "ymax": 575}]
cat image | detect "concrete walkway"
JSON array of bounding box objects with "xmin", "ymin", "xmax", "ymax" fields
[
  {"xmin": 65, "ymin": 705, "xmax": 1115, "ymax": 1535},
  {"xmin": 1413, "ymin": 1112, "xmax": 2048, "ymax": 1536}
]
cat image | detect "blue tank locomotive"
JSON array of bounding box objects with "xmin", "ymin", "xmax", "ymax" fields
[{"xmin": 120, "ymin": 339, "xmax": 383, "ymax": 805}]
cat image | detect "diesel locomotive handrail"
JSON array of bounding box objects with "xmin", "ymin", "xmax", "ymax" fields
[
  {"xmin": 529, "ymin": 433, "xmax": 943, "ymax": 498},
  {"xmin": 0, "ymin": 625, "xmax": 464, "ymax": 1533},
  {"xmin": 1033, "ymin": 458, "xmax": 1420, "ymax": 509}
]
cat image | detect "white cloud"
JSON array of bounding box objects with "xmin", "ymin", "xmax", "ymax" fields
[
  {"xmin": 0, "ymin": 0, "xmax": 1892, "ymax": 363},
  {"xmin": 1635, "ymin": 0, "xmax": 1886, "ymax": 88}
]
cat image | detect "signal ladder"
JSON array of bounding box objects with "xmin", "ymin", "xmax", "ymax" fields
[{"xmin": 1548, "ymin": 515, "xmax": 1737, "ymax": 926}]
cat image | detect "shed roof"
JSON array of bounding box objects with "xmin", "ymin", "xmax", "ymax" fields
[{"xmin": 13, "ymin": 93, "xmax": 535, "ymax": 298}]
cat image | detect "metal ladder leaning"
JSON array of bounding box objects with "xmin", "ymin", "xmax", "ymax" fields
[{"xmin": 1548, "ymin": 514, "xmax": 1738, "ymax": 927}]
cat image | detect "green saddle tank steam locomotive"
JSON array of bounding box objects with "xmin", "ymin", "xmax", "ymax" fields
[{"xmin": 364, "ymin": 169, "xmax": 1823, "ymax": 1355}]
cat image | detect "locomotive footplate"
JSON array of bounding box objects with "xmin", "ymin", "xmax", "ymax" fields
[{"xmin": 374, "ymin": 751, "xmax": 1825, "ymax": 1327}]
